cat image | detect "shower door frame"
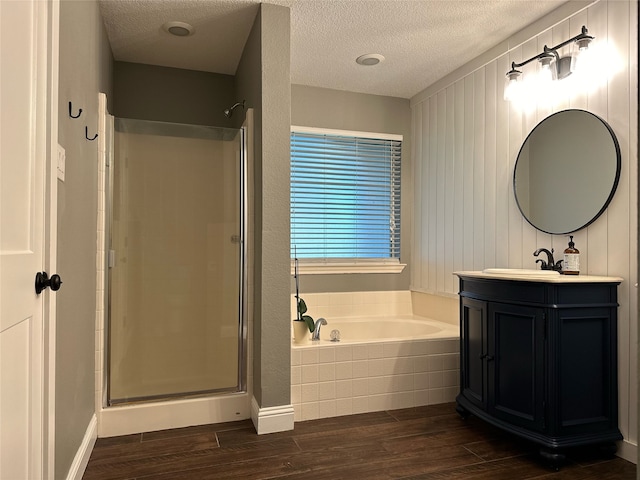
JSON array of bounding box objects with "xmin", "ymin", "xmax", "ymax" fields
[{"xmin": 104, "ymin": 120, "xmax": 248, "ymax": 407}]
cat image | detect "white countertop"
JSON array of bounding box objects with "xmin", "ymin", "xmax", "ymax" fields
[{"xmin": 454, "ymin": 270, "xmax": 624, "ymax": 284}]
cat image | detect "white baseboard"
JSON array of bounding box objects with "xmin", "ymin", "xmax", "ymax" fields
[
  {"xmin": 250, "ymin": 396, "xmax": 294, "ymax": 435},
  {"xmin": 66, "ymin": 414, "xmax": 97, "ymax": 480},
  {"xmin": 616, "ymin": 439, "xmax": 638, "ymax": 464}
]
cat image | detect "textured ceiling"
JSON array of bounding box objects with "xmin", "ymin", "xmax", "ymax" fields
[{"xmin": 98, "ymin": 0, "xmax": 569, "ymax": 99}]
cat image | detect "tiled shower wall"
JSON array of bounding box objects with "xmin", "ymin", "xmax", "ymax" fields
[{"xmin": 95, "ymin": 93, "xmax": 109, "ymax": 415}]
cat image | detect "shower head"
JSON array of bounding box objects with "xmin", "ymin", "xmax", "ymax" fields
[{"xmin": 224, "ymin": 100, "xmax": 245, "ymax": 118}]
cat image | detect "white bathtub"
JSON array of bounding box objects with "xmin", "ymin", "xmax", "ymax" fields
[
  {"xmin": 291, "ymin": 315, "xmax": 460, "ymax": 422},
  {"xmin": 296, "ymin": 315, "xmax": 459, "ymax": 345}
]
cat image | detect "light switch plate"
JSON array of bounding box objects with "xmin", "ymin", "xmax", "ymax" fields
[{"xmin": 57, "ymin": 144, "xmax": 65, "ymax": 181}]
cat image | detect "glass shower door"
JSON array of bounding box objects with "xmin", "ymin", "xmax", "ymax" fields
[{"xmin": 108, "ymin": 119, "xmax": 245, "ymax": 404}]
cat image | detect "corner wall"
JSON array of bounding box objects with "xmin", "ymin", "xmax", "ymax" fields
[
  {"xmin": 410, "ymin": 0, "xmax": 637, "ymax": 461},
  {"xmin": 235, "ymin": 3, "xmax": 292, "ymax": 421},
  {"xmin": 57, "ymin": 0, "xmax": 113, "ymax": 477}
]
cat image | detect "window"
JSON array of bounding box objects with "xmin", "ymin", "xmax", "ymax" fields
[{"xmin": 290, "ymin": 127, "xmax": 403, "ymax": 273}]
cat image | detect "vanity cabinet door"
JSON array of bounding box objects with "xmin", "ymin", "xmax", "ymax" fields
[
  {"xmin": 488, "ymin": 302, "xmax": 546, "ymax": 433},
  {"xmin": 552, "ymin": 307, "xmax": 619, "ymax": 438},
  {"xmin": 460, "ymin": 297, "xmax": 488, "ymax": 410}
]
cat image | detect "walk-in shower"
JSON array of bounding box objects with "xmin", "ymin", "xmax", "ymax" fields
[{"xmin": 107, "ymin": 118, "xmax": 247, "ymax": 405}]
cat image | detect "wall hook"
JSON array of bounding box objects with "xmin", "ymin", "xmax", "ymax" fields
[
  {"xmin": 69, "ymin": 102, "xmax": 82, "ymax": 119},
  {"xmin": 85, "ymin": 126, "xmax": 98, "ymax": 141}
]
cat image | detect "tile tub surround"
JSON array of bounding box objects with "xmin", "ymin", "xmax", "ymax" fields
[
  {"xmin": 291, "ymin": 337, "xmax": 459, "ymax": 422},
  {"xmin": 290, "ymin": 291, "xmax": 414, "ymax": 320}
]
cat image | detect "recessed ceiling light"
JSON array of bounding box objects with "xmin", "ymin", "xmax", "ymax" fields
[
  {"xmin": 163, "ymin": 21, "xmax": 195, "ymax": 37},
  {"xmin": 356, "ymin": 53, "xmax": 385, "ymax": 66}
]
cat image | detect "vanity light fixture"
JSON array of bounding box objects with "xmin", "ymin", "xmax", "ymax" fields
[{"xmin": 504, "ymin": 25, "xmax": 594, "ymax": 102}]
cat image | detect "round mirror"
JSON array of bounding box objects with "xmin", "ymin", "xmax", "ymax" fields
[{"xmin": 513, "ymin": 109, "xmax": 621, "ymax": 234}]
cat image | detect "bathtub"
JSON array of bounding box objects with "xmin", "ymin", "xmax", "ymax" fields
[
  {"xmin": 291, "ymin": 315, "xmax": 460, "ymax": 422},
  {"xmin": 308, "ymin": 315, "xmax": 458, "ymax": 344}
]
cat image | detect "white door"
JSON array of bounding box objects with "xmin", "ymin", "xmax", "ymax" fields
[{"xmin": 0, "ymin": 1, "xmax": 57, "ymax": 478}]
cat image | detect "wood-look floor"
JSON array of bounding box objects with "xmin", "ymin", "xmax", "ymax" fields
[{"xmin": 83, "ymin": 403, "xmax": 636, "ymax": 480}]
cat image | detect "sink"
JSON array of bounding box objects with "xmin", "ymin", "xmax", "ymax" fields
[{"xmin": 482, "ymin": 268, "xmax": 560, "ymax": 276}]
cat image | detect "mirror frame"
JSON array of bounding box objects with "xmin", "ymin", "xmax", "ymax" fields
[{"xmin": 513, "ymin": 109, "xmax": 621, "ymax": 235}]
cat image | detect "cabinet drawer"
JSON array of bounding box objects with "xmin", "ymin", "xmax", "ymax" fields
[
  {"xmin": 460, "ymin": 278, "xmax": 546, "ymax": 305},
  {"xmin": 554, "ymin": 284, "xmax": 618, "ymax": 306}
]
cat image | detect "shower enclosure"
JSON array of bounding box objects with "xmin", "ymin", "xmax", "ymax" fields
[{"xmin": 107, "ymin": 118, "xmax": 246, "ymax": 405}]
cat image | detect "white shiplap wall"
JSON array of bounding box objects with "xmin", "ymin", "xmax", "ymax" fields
[{"xmin": 411, "ymin": 0, "xmax": 637, "ymax": 457}]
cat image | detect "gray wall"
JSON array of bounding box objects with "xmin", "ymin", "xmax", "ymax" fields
[
  {"xmin": 113, "ymin": 62, "xmax": 236, "ymax": 127},
  {"xmin": 57, "ymin": 1, "xmax": 113, "ymax": 478},
  {"xmin": 236, "ymin": 3, "xmax": 291, "ymax": 409},
  {"xmin": 291, "ymin": 85, "xmax": 412, "ymax": 293},
  {"xmin": 235, "ymin": 3, "xmax": 264, "ymax": 407}
]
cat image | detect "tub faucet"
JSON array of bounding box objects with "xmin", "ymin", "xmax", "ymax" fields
[
  {"xmin": 312, "ymin": 318, "xmax": 327, "ymax": 341},
  {"xmin": 533, "ymin": 248, "xmax": 563, "ymax": 272}
]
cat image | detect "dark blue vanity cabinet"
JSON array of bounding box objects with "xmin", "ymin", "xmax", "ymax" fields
[{"xmin": 455, "ymin": 273, "xmax": 623, "ymax": 466}]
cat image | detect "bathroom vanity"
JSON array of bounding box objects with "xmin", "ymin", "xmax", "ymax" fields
[{"xmin": 455, "ymin": 271, "xmax": 623, "ymax": 466}]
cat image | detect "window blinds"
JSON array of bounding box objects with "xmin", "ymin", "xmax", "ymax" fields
[{"xmin": 291, "ymin": 129, "xmax": 402, "ymax": 260}]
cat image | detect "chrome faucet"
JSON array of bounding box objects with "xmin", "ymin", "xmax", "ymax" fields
[
  {"xmin": 533, "ymin": 248, "xmax": 563, "ymax": 272},
  {"xmin": 312, "ymin": 318, "xmax": 327, "ymax": 341}
]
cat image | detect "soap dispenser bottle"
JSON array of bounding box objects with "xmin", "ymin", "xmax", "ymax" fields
[{"xmin": 563, "ymin": 236, "xmax": 580, "ymax": 275}]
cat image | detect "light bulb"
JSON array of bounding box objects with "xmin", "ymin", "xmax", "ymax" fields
[
  {"xmin": 539, "ymin": 63, "xmax": 554, "ymax": 83},
  {"xmin": 503, "ymin": 70, "xmax": 522, "ymax": 102},
  {"xmin": 572, "ymin": 39, "xmax": 593, "ymax": 77},
  {"xmin": 533, "ymin": 54, "xmax": 556, "ymax": 102}
]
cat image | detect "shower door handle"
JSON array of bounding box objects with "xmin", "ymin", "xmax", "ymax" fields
[{"xmin": 35, "ymin": 272, "xmax": 63, "ymax": 294}]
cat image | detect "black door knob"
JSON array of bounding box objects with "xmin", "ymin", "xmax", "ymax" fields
[{"xmin": 35, "ymin": 272, "xmax": 63, "ymax": 294}]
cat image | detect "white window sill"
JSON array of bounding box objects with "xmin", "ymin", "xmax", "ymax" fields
[{"xmin": 290, "ymin": 261, "xmax": 406, "ymax": 275}]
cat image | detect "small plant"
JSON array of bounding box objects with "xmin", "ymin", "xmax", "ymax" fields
[
  {"xmin": 296, "ymin": 296, "xmax": 315, "ymax": 333},
  {"xmin": 293, "ymin": 256, "xmax": 315, "ymax": 332}
]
